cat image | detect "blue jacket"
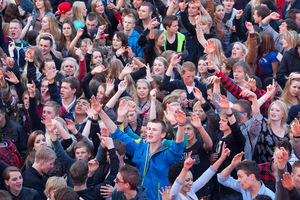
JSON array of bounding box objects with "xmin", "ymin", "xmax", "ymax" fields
[
  {"xmin": 122, "ymin": 29, "xmax": 144, "ymax": 58},
  {"xmin": 111, "ymin": 128, "xmax": 185, "ymax": 200}
]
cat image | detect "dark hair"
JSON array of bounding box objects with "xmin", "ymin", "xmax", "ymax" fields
[
  {"xmin": 54, "ymin": 187, "xmax": 79, "ymax": 200},
  {"xmin": 219, "ymin": 108, "xmax": 240, "ymax": 124},
  {"xmin": 150, "ymin": 119, "xmax": 167, "ymax": 133},
  {"xmin": 122, "ymin": 8, "xmax": 139, "ymax": 20},
  {"xmin": 4, "ymin": 4, "xmax": 23, "ymax": 24},
  {"xmin": 119, "ymin": 165, "xmax": 141, "ymax": 190},
  {"xmin": 0, "ymin": 190, "xmax": 12, "ymax": 200},
  {"xmin": 235, "ymin": 161, "xmax": 260, "ymax": 181},
  {"xmin": 87, "ymin": 12, "xmax": 98, "ymax": 21},
  {"xmin": 168, "ymin": 161, "xmax": 184, "ymax": 184},
  {"xmin": 113, "ymin": 32, "xmax": 129, "ymax": 49},
  {"xmin": 39, "ymin": 36, "xmax": 53, "ymax": 47},
  {"xmin": 113, "ymin": 139, "xmax": 126, "ymax": 156},
  {"xmin": 261, "ymin": 0, "xmax": 277, "ymax": 12},
  {"xmin": 274, "ymin": 140, "xmax": 292, "ymax": 157},
  {"xmin": 262, "ymin": 77, "xmax": 276, "ymax": 91},
  {"xmin": 286, "ymin": 9, "xmax": 300, "ymax": 21},
  {"xmin": 57, "ymin": 20, "xmax": 77, "ymax": 51},
  {"xmin": 26, "ymin": 30, "xmax": 39, "ymax": 46},
  {"xmin": 283, "ymin": 19, "xmax": 298, "ymax": 32},
  {"xmin": 233, "ymin": 61, "xmax": 250, "ymax": 75},
  {"xmin": 214, "ymin": 2, "xmax": 224, "ymax": 10},
  {"xmin": 250, "ymin": 75, "xmax": 262, "ymax": 90},
  {"xmin": 70, "ymin": 160, "xmax": 88, "ymax": 186},
  {"xmin": 254, "ymin": 195, "xmax": 272, "ymax": 200},
  {"xmin": 61, "ymin": 76, "xmax": 80, "ymax": 94},
  {"xmin": 141, "ymin": 2, "xmax": 154, "ymax": 14},
  {"xmin": 259, "ymin": 31, "xmax": 276, "ymax": 54},
  {"xmin": 163, "ymin": 15, "xmax": 179, "ymax": 29},
  {"xmin": 255, "ymin": 5, "xmax": 271, "ymax": 19},
  {"xmin": 223, "ymin": 57, "xmax": 238, "ymax": 77},
  {"xmin": 234, "ymin": 100, "xmax": 252, "ymax": 118}
]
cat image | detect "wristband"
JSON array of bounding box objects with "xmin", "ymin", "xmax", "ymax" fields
[
  {"xmin": 179, "ymin": 124, "xmax": 184, "ymax": 127},
  {"xmin": 227, "ymin": 112, "xmax": 233, "ymax": 117},
  {"xmin": 171, "ymin": 122, "xmax": 178, "ymax": 127},
  {"xmin": 115, "ymin": 121, "xmax": 123, "ymax": 125},
  {"xmin": 88, "ymin": 117, "xmax": 97, "ymax": 123},
  {"xmin": 294, "ymin": 135, "xmax": 300, "ymax": 139}
]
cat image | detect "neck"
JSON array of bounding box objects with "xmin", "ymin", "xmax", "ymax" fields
[
  {"xmin": 124, "ymin": 29, "xmax": 133, "ymax": 36},
  {"xmin": 75, "ymin": 113, "xmax": 87, "ymax": 124},
  {"xmin": 63, "ymin": 96, "xmax": 75, "ymax": 106},
  {"xmin": 32, "ymin": 163, "xmax": 42, "ymax": 174},
  {"xmin": 13, "ymin": 38, "xmax": 21, "ymax": 43},
  {"xmin": 250, "ymin": 181, "xmax": 262, "ymax": 198},
  {"xmin": 119, "ymin": 160, "xmax": 125, "ymax": 169},
  {"xmin": 73, "ymin": 184, "xmax": 87, "ymax": 192},
  {"xmin": 124, "ymin": 189, "xmax": 137, "ymax": 200},
  {"xmin": 10, "ymin": 188, "xmax": 21, "ymax": 197},
  {"xmin": 180, "ymin": 191, "xmax": 190, "ymax": 199},
  {"xmin": 149, "ymin": 142, "xmax": 161, "ymax": 155},
  {"xmin": 155, "ymin": 44, "xmax": 161, "ymax": 53},
  {"xmin": 140, "ymin": 98, "xmax": 148, "ymax": 105},
  {"xmin": 200, "ymin": 72, "xmax": 207, "ymax": 78},
  {"xmin": 270, "ymin": 120, "xmax": 282, "ymax": 130},
  {"xmin": 225, "ymin": 7, "xmax": 231, "ymax": 13},
  {"xmin": 66, "ymin": 36, "xmax": 71, "ymax": 42},
  {"xmin": 187, "ymin": 138, "xmax": 197, "ymax": 148},
  {"xmin": 223, "ymin": 129, "xmax": 231, "ymax": 136},
  {"xmin": 129, "ymin": 122, "xmax": 137, "ymax": 132},
  {"xmin": 142, "ymin": 17, "xmax": 151, "ymax": 26},
  {"xmin": 189, "ymin": 15, "xmax": 196, "ymax": 25},
  {"xmin": 166, "ymin": 30, "xmax": 175, "ymax": 37},
  {"xmin": 39, "ymin": 8, "xmax": 46, "ymax": 16},
  {"xmin": 44, "ymin": 53, "xmax": 52, "ymax": 59}
]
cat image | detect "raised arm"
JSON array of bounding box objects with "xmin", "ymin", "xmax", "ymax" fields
[{"xmin": 220, "ymin": 152, "xmax": 244, "ymax": 178}]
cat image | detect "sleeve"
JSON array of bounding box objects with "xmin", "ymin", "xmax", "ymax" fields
[
  {"xmin": 229, "ymin": 121, "xmax": 246, "ymax": 149},
  {"xmin": 202, "ymin": 102, "xmax": 220, "ymax": 138},
  {"xmin": 52, "ymin": 139, "xmax": 74, "ymax": 171},
  {"xmin": 19, "ymin": 0, "xmax": 34, "ymax": 13},
  {"xmin": 60, "ymin": 138, "xmax": 73, "ymax": 150},
  {"xmin": 48, "ymin": 82, "xmax": 63, "ymax": 106},
  {"xmin": 95, "ymin": 144, "xmax": 107, "ymax": 164},
  {"xmin": 217, "ymin": 174, "xmax": 243, "ymax": 193},
  {"xmin": 154, "ymin": 0, "xmax": 167, "ymax": 17},
  {"xmin": 81, "ymin": 72, "xmax": 95, "ymax": 99},
  {"xmin": 261, "ymin": 23, "xmax": 283, "ymax": 53},
  {"xmin": 216, "ymin": 71, "xmax": 243, "ymax": 99},
  {"xmin": 28, "ymin": 97, "xmax": 43, "ymax": 131},
  {"xmin": 161, "ymin": 75, "xmax": 179, "ymax": 92},
  {"xmin": 192, "ymin": 166, "xmax": 217, "ymax": 192},
  {"xmin": 275, "ymin": 167, "xmax": 288, "ymax": 200},
  {"xmin": 163, "ymin": 140, "xmax": 185, "ymax": 165},
  {"xmin": 170, "ymin": 178, "xmax": 185, "ymax": 200},
  {"xmin": 130, "ymin": 67, "xmax": 146, "ymax": 81},
  {"xmin": 276, "ymin": 55, "xmax": 289, "ymax": 88},
  {"xmin": 180, "ymin": 11, "xmax": 197, "ymax": 36},
  {"xmin": 1, "ymin": 83, "xmax": 17, "ymax": 113},
  {"xmin": 137, "ymin": 29, "xmax": 150, "ymax": 47},
  {"xmin": 77, "ymin": 59, "xmax": 87, "ymax": 84},
  {"xmin": 248, "ymin": 112, "xmax": 263, "ymax": 138}
]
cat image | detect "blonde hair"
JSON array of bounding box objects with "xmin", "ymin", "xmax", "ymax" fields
[
  {"xmin": 282, "ymin": 30, "xmax": 299, "ymax": 53},
  {"xmin": 207, "ymin": 38, "xmax": 223, "ymax": 68},
  {"xmin": 199, "ymin": 14, "xmax": 213, "ymax": 28},
  {"xmin": 234, "ymin": 42, "xmax": 248, "ymax": 62},
  {"xmin": 34, "ymin": 146, "xmax": 56, "ymax": 163},
  {"xmin": 44, "ymin": 176, "xmax": 67, "ymax": 197},
  {"xmin": 40, "ymin": 15, "xmax": 61, "ymax": 42},
  {"xmin": 267, "ymin": 100, "xmax": 288, "ymax": 130},
  {"xmin": 132, "ymin": 79, "xmax": 151, "ymax": 106},
  {"xmin": 280, "ymin": 77, "xmax": 300, "ymax": 109},
  {"xmin": 61, "ymin": 57, "xmax": 79, "ymax": 78},
  {"xmin": 72, "ymin": 1, "xmax": 86, "ymax": 25},
  {"xmin": 125, "ymin": 75, "xmax": 136, "ymax": 96}
]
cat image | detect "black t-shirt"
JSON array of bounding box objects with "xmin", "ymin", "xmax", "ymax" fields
[{"xmin": 166, "ymin": 36, "xmax": 178, "ymax": 52}]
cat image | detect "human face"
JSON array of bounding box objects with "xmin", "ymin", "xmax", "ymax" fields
[
  {"xmin": 253, "ymin": 10, "xmax": 261, "ymax": 24},
  {"xmin": 279, "ymin": 22, "xmax": 288, "ymax": 35},
  {"xmin": 136, "ymin": 82, "xmax": 149, "ymax": 100},
  {"xmin": 292, "ymin": 167, "xmax": 300, "ymax": 190},
  {"xmin": 181, "ymin": 71, "xmax": 195, "ymax": 86},
  {"xmin": 41, "ymin": 80, "xmax": 49, "ymax": 101},
  {"xmin": 86, "ymin": 19, "xmax": 97, "ymax": 33},
  {"xmin": 269, "ymin": 104, "xmax": 283, "ymax": 122},
  {"xmin": 222, "ymin": 0, "xmax": 235, "ymax": 12},
  {"xmin": 193, "ymin": 106, "xmax": 206, "ymax": 121},
  {"xmin": 153, "ymin": 59, "xmax": 165, "ymax": 75},
  {"xmin": 124, "ymin": 16, "xmax": 135, "ymax": 32},
  {"xmin": 95, "ymin": 1, "xmax": 104, "ymax": 14},
  {"xmin": 221, "ymin": 63, "xmax": 231, "ymax": 76},
  {"xmin": 168, "ymin": 21, "xmax": 179, "ymax": 34},
  {"xmin": 207, "ymin": 89, "xmax": 213, "ymax": 104},
  {"xmin": 233, "ymin": 104, "xmax": 247, "ymax": 123},
  {"xmin": 80, "ymin": 41, "xmax": 88, "ymax": 55},
  {"xmin": 133, "ymin": 0, "xmax": 143, "ymax": 10},
  {"xmin": 114, "ymin": 173, "xmax": 126, "ymax": 192},
  {"xmin": 282, "ymin": 38, "xmax": 288, "ymax": 48},
  {"xmin": 62, "ymin": 23, "xmax": 72, "ymax": 37},
  {"xmin": 289, "ymin": 80, "xmax": 300, "ymax": 97},
  {"xmin": 179, "ymin": 92, "xmax": 188, "ymax": 108},
  {"xmin": 127, "ymin": 111, "xmax": 137, "ymax": 125},
  {"xmin": 188, "ymin": 3, "xmax": 198, "ymax": 17},
  {"xmin": 139, "ymin": 6, "xmax": 151, "ymax": 20},
  {"xmin": 92, "ymin": 51, "xmax": 103, "ymax": 65},
  {"xmin": 35, "ymin": 0, "xmax": 45, "ymax": 9},
  {"xmin": 97, "ymin": 85, "xmax": 105, "ymax": 100},
  {"xmin": 39, "ymin": 39, "xmax": 52, "ymax": 56},
  {"xmin": 232, "ymin": 43, "xmax": 245, "ymax": 60},
  {"xmin": 233, "ymin": 67, "xmax": 246, "ymax": 84},
  {"xmin": 219, "ymin": 116, "xmax": 230, "ymax": 131},
  {"xmin": 181, "ymin": 171, "xmax": 193, "ymax": 193},
  {"xmin": 41, "ymin": 17, "xmax": 50, "ymax": 31},
  {"xmin": 61, "ymin": 82, "xmax": 75, "ymax": 100},
  {"xmin": 184, "ymin": 124, "xmax": 196, "ymax": 142},
  {"xmin": 42, "ymin": 158, "xmax": 55, "ymax": 173},
  {"xmin": 215, "ymin": 5, "xmax": 225, "ymax": 20},
  {"xmin": 5, "ymin": 171, "xmax": 23, "ymax": 193},
  {"xmin": 82, "ymin": 5, "xmax": 87, "ymax": 17},
  {"xmin": 296, "ymin": 13, "xmax": 300, "ymax": 28},
  {"xmin": 9, "ymin": 22, "xmax": 22, "ymax": 40},
  {"xmin": 62, "ymin": 10, "xmax": 73, "ymax": 21},
  {"xmin": 140, "ymin": 126, "xmax": 148, "ymax": 139},
  {"xmin": 75, "ymin": 147, "xmax": 91, "ymax": 160},
  {"xmin": 147, "ymin": 122, "xmax": 165, "ymax": 144},
  {"xmin": 33, "ymin": 134, "xmax": 46, "ymax": 150},
  {"xmin": 237, "ymin": 170, "xmax": 252, "ymax": 190},
  {"xmin": 156, "ymin": 33, "xmax": 165, "ymax": 47},
  {"xmin": 200, "ymin": 23, "xmax": 210, "ymax": 34},
  {"xmin": 42, "ymin": 106, "xmax": 56, "ymax": 120},
  {"xmin": 63, "ymin": 60, "xmax": 76, "ymax": 76},
  {"xmin": 75, "ymin": 99, "xmax": 90, "ymax": 115},
  {"xmin": 23, "ymin": 93, "xmax": 30, "ymax": 110},
  {"xmin": 198, "ymin": 59, "xmax": 208, "ymax": 75},
  {"xmin": 113, "ymin": 35, "xmax": 122, "ymax": 50}
]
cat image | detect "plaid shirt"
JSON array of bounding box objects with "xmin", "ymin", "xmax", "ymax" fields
[
  {"xmin": 259, "ymin": 162, "xmax": 275, "ymax": 183},
  {"xmin": 216, "ymin": 71, "xmax": 271, "ymax": 116}
]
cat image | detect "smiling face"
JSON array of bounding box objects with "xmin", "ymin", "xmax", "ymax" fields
[
  {"xmin": 153, "ymin": 59, "xmax": 165, "ymax": 75},
  {"xmin": 92, "ymin": 51, "xmax": 103, "ymax": 65},
  {"xmin": 281, "ymin": 37, "xmax": 288, "ymax": 48},
  {"xmin": 156, "ymin": 33, "xmax": 165, "ymax": 47},
  {"xmin": 222, "ymin": 0, "xmax": 235, "ymax": 12},
  {"xmin": 33, "ymin": 134, "xmax": 47, "ymax": 150},
  {"xmin": 215, "ymin": 5, "xmax": 225, "ymax": 20},
  {"xmin": 289, "ymin": 80, "xmax": 300, "ymax": 97},
  {"xmin": 35, "ymin": 0, "xmax": 45, "ymax": 9},
  {"xmin": 5, "ymin": 171, "xmax": 23, "ymax": 193},
  {"xmin": 39, "ymin": 39, "xmax": 52, "ymax": 56},
  {"xmin": 198, "ymin": 59, "xmax": 208, "ymax": 75},
  {"xmin": 95, "ymin": 1, "xmax": 104, "ymax": 14},
  {"xmin": 136, "ymin": 82, "xmax": 149, "ymax": 100},
  {"xmin": 181, "ymin": 171, "xmax": 193, "ymax": 193},
  {"xmin": 140, "ymin": 125, "xmax": 148, "ymax": 139}
]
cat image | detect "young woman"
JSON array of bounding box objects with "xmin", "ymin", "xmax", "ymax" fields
[
  {"xmin": 107, "ymin": 59, "xmax": 124, "ymax": 80},
  {"xmin": 3, "ymin": 3, "xmax": 23, "ymax": 24},
  {"xmin": 57, "ymin": 21, "xmax": 77, "ymax": 58},
  {"xmin": 280, "ymin": 77, "xmax": 300, "ymax": 109},
  {"xmin": 171, "ymin": 89, "xmax": 189, "ymax": 111},
  {"xmin": 72, "ymin": 1, "xmax": 87, "ymax": 31},
  {"xmin": 281, "ymin": 30, "xmax": 299, "ymax": 54},
  {"xmin": 40, "ymin": 14, "xmax": 61, "ymax": 42},
  {"xmin": 255, "ymin": 100, "xmax": 289, "ymax": 163},
  {"xmin": 3, "ymin": 166, "xmax": 39, "ymax": 199},
  {"xmin": 27, "ymin": 0, "xmax": 53, "ymax": 31},
  {"xmin": 152, "ymin": 57, "xmax": 169, "ymax": 79}
]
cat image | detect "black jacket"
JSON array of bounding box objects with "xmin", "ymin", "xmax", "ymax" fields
[
  {"xmin": 8, "ymin": 187, "xmax": 39, "ymax": 200},
  {"xmin": 112, "ymin": 186, "xmax": 148, "ymax": 200}
]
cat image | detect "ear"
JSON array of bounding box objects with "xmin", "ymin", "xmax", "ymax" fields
[
  {"xmin": 72, "ymin": 88, "xmax": 77, "ymax": 94},
  {"xmin": 125, "ymin": 182, "xmax": 131, "ymax": 190},
  {"xmin": 161, "ymin": 132, "xmax": 166, "ymax": 139},
  {"xmin": 4, "ymin": 179, "xmax": 9, "ymax": 187}
]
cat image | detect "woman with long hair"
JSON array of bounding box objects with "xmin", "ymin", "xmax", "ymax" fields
[
  {"xmin": 40, "ymin": 15, "xmax": 61, "ymax": 42},
  {"xmin": 91, "ymin": 0, "xmax": 112, "ymax": 36},
  {"xmin": 72, "ymin": 1, "xmax": 87, "ymax": 31},
  {"xmin": 280, "ymin": 77, "xmax": 300, "ymax": 109},
  {"xmin": 281, "ymin": 30, "xmax": 299, "ymax": 54},
  {"xmin": 3, "ymin": 3, "xmax": 23, "ymax": 24},
  {"xmin": 57, "ymin": 20, "xmax": 77, "ymax": 58},
  {"xmin": 107, "ymin": 59, "xmax": 124, "ymax": 80}
]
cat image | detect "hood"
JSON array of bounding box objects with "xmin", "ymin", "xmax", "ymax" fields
[{"xmin": 133, "ymin": 186, "xmax": 147, "ymax": 200}]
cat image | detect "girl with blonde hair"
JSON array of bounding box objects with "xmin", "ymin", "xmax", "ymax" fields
[
  {"xmin": 40, "ymin": 15, "xmax": 61, "ymax": 42},
  {"xmin": 72, "ymin": 1, "xmax": 87, "ymax": 31},
  {"xmin": 282, "ymin": 30, "xmax": 299, "ymax": 53},
  {"xmin": 280, "ymin": 76, "xmax": 300, "ymax": 109}
]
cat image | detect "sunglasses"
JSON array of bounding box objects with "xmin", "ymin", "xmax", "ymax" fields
[{"xmin": 115, "ymin": 177, "xmax": 125, "ymax": 184}]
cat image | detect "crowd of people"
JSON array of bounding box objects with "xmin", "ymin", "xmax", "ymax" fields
[{"xmin": 0, "ymin": 0, "xmax": 299, "ymax": 199}]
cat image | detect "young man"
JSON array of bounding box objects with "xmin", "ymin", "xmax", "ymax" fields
[
  {"xmin": 112, "ymin": 165, "xmax": 147, "ymax": 200},
  {"xmin": 81, "ymin": 12, "xmax": 98, "ymax": 40},
  {"xmin": 162, "ymin": 15, "xmax": 186, "ymax": 52},
  {"xmin": 218, "ymin": 152, "xmax": 275, "ymax": 200},
  {"xmin": 122, "ymin": 14, "xmax": 144, "ymax": 57},
  {"xmin": 90, "ymin": 98, "xmax": 185, "ymax": 200},
  {"xmin": 23, "ymin": 146, "xmax": 56, "ymax": 200},
  {"xmin": 55, "ymin": 2, "xmax": 73, "ymax": 29},
  {"xmin": 253, "ymin": 5, "xmax": 280, "ymax": 32},
  {"xmin": 286, "ymin": 9, "xmax": 300, "ymax": 29},
  {"xmin": 134, "ymin": 2, "xmax": 154, "ymax": 34}
]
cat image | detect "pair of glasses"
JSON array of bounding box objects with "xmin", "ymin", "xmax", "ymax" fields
[{"xmin": 115, "ymin": 177, "xmax": 125, "ymax": 184}]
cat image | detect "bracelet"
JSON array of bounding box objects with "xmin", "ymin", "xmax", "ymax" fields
[
  {"xmin": 171, "ymin": 122, "xmax": 178, "ymax": 127},
  {"xmin": 88, "ymin": 117, "xmax": 97, "ymax": 123},
  {"xmin": 294, "ymin": 135, "xmax": 300, "ymax": 139},
  {"xmin": 131, "ymin": 56, "xmax": 134, "ymax": 60},
  {"xmin": 179, "ymin": 124, "xmax": 184, "ymax": 127},
  {"xmin": 227, "ymin": 112, "xmax": 233, "ymax": 117}
]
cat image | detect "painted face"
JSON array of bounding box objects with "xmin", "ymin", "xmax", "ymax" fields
[
  {"xmin": 179, "ymin": 92, "xmax": 188, "ymax": 108},
  {"xmin": 60, "ymin": 82, "xmax": 75, "ymax": 100},
  {"xmin": 75, "ymin": 147, "xmax": 91, "ymax": 160},
  {"xmin": 140, "ymin": 126, "xmax": 148, "ymax": 139},
  {"xmin": 184, "ymin": 124, "xmax": 196, "ymax": 141},
  {"xmin": 232, "ymin": 43, "xmax": 245, "ymax": 60},
  {"xmin": 42, "ymin": 106, "xmax": 56, "ymax": 120},
  {"xmin": 75, "ymin": 99, "xmax": 90, "ymax": 115},
  {"xmin": 136, "ymin": 82, "xmax": 149, "ymax": 100},
  {"xmin": 233, "ymin": 67, "xmax": 246, "ymax": 84},
  {"xmin": 80, "ymin": 41, "xmax": 88, "ymax": 55},
  {"xmin": 127, "ymin": 111, "xmax": 138, "ymax": 125},
  {"xmin": 9, "ymin": 22, "xmax": 22, "ymax": 40},
  {"xmin": 124, "ymin": 16, "xmax": 135, "ymax": 32},
  {"xmin": 95, "ymin": 1, "xmax": 104, "ymax": 14},
  {"xmin": 153, "ymin": 59, "xmax": 165, "ymax": 75},
  {"xmin": 237, "ymin": 170, "xmax": 252, "ymax": 190},
  {"xmin": 62, "ymin": 23, "xmax": 72, "ymax": 37},
  {"xmin": 222, "ymin": 0, "xmax": 235, "ymax": 12},
  {"xmin": 215, "ymin": 5, "xmax": 225, "ymax": 20},
  {"xmin": 97, "ymin": 85, "xmax": 105, "ymax": 100},
  {"xmin": 198, "ymin": 59, "xmax": 208, "ymax": 75},
  {"xmin": 181, "ymin": 171, "xmax": 193, "ymax": 193},
  {"xmin": 112, "ymin": 35, "xmax": 122, "ymax": 50},
  {"xmin": 168, "ymin": 21, "xmax": 179, "ymax": 34},
  {"xmin": 182, "ymin": 71, "xmax": 195, "ymax": 86},
  {"xmin": 269, "ymin": 104, "xmax": 283, "ymax": 121},
  {"xmin": 41, "ymin": 17, "xmax": 50, "ymax": 31},
  {"xmin": 289, "ymin": 80, "xmax": 300, "ymax": 97},
  {"xmin": 193, "ymin": 106, "xmax": 206, "ymax": 121},
  {"xmin": 63, "ymin": 60, "xmax": 76, "ymax": 76},
  {"xmin": 33, "ymin": 134, "xmax": 46, "ymax": 150},
  {"xmin": 156, "ymin": 33, "xmax": 165, "ymax": 47},
  {"xmin": 5, "ymin": 171, "xmax": 23, "ymax": 193},
  {"xmin": 92, "ymin": 51, "xmax": 103, "ymax": 65},
  {"xmin": 188, "ymin": 3, "xmax": 199, "ymax": 16},
  {"xmin": 42, "ymin": 158, "xmax": 56, "ymax": 173},
  {"xmin": 219, "ymin": 116, "xmax": 230, "ymax": 131},
  {"xmin": 147, "ymin": 122, "xmax": 164, "ymax": 144},
  {"xmin": 279, "ymin": 22, "xmax": 288, "ymax": 35},
  {"xmin": 35, "ymin": 0, "xmax": 45, "ymax": 9}
]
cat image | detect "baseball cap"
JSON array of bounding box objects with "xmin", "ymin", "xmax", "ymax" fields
[{"xmin": 55, "ymin": 2, "xmax": 72, "ymax": 15}]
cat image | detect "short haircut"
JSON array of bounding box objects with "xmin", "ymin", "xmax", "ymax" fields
[
  {"xmin": 87, "ymin": 12, "xmax": 97, "ymax": 21},
  {"xmin": 74, "ymin": 141, "xmax": 92, "ymax": 155},
  {"xmin": 168, "ymin": 161, "xmax": 184, "ymax": 184},
  {"xmin": 44, "ymin": 101, "xmax": 62, "ymax": 116},
  {"xmin": 39, "ymin": 35, "xmax": 53, "ymax": 47},
  {"xmin": 54, "ymin": 187, "xmax": 79, "ymax": 200},
  {"xmin": 199, "ymin": 14, "xmax": 213, "ymax": 28},
  {"xmin": 61, "ymin": 76, "xmax": 80, "ymax": 93},
  {"xmin": 125, "ymin": 13, "xmax": 136, "ymax": 24},
  {"xmin": 163, "ymin": 15, "xmax": 179, "ymax": 29},
  {"xmin": 181, "ymin": 61, "xmax": 196, "ymax": 74},
  {"xmin": 261, "ymin": 0, "xmax": 276, "ymax": 11},
  {"xmin": 2, "ymin": 166, "xmax": 21, "ymax": 182},
  {"xmin": 254, "ymin": 195, "xmax": 272, "ymax": 200},
  {"xmin": 274, "ymin": 140, "xmax": 292, "ymax": 157},
  {"xmin": 255, "ymin": 5, "xmax": 270, "ymax": 19},
  {"xmin": 150, "ymin": 118, "xmax": 167, "ymax": 133},
  {"xmin": 286, "ymin": 9, "xmax": 300, "ymax": 21},
  {"xmin": 234, "ymin": 100, "xmax": 252, "ymax": 117},
  {"xmin": 232, "ymin": 61, "xmax": 250, "ymax": 75},
  {"xmin": 113, "ymin": 139, "xmax": 126, "ymax": 156},
  {"xmin": 70, "ymin": 160, "xmax": 88, "ymax": 186},
  {"xmin": 283, "ymin": 19, "xmax": 298, "ymax": 32},
  {"xmin": 250, "ymin": 75, "xmax": 262, "ymax": 90},
  {"xmin": 35, "ymin": 146, "xmax": 56, "ymax": 163},
  {"xmin": 235, "ymin": 161, "xmax": 260, "ymax": 181},
  {"xmin": 219, "ymin": 108, "xmax": 240, "ymax": 124},
  {"xmin": 10, "ymin": 19, "xmax": 22, "ymax": 29},
  {"xmin": 292, "ymin": 160, "xmax": 300, "ymax": 174},
  {"xmin": 119, "ymin": 165, "xmax": 141, "ymax": 190},
  {"xmin": 0, "ymin": 190, "xmax": 11, "ymax": 200},
  {"xmin": 140, "ymin": 2, "xmax": 154, "ymax": 14},
  {"xmin": 44, "ymin": 176, "xmax": 67, "ymax": 196}
]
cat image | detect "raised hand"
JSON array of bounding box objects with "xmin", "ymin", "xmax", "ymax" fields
[
  {"xmin": 91, "ymin": 65, "xmax": 107, "ymax": 75},
  {"xmin": 126, "ymin": 46, "xmax": 133, "ymax": 58},
  {"xmin": 204, "ymin": 40, "xmax": 215, "ymax": 54},
  {"xmin": 4, "ymin": 71, "xmax": 19, "ymax": 84},
  {"xmin": 179, "ymin": 0, "xmax": 188, "ymax": 12},
  {"xmin": 127, "ymin": 100, "xmax": 136, "ymax": 112},
  {"xmin": 239, "ymin": 89, "xmax": 256, "ymax": 101},
  {"xmin": 105, "ymin": 79, "xmax": 115, "ymax": 96},
  {"xmin": 275, "ymin": 147, "xmax": 289, "ymax": 169},
  {"xmin": 170, "ymin": 53, "xmax": 181, "ymax": 68},
  {"xmin": 150, "ymin": 88, "xmax": 157, "ymax": 102},
  {"xmin": 215, "ymin": 93, "xmax": 230, "ymax": 110},
  {"xmin": 243, "ymin": 74, "xmax": 256, "ymax": 91},
  {"xmin": 207, "ymin": 59, "xmax": 219, "ymax": 72},
  {"xmin": 77, "ymin": 28, "xmax": 84, "ymax": 37},
  {"xmin": 190, "ymin": 112, "xmax": 202, "ymax": 129},
  {"xmin": 116, "ymin": 46, "xmax": 126, "ymax": 56},
  {"xmin": 65, "ymin": 118, "xmax": 76, "ymax": 133},
  {"xmin": 235, "ymin": 10, "xmax": 243, "ymax": 19},
  {"xmin": 25, "ymin": 47, "xmax": 35, "ymax": 62},
  {"xmin": 8, "ymin": 41, "xmax": 16, "ymax": 55},
  {"xmin": 121, "ymin": 64, "xmax": 134, "ymax": 75},
  {"xmin": 99, "ymin": 136, "xmax": 114, "ymax": 149},
  {"xmin": 269, "ymin": 12, "xmax": 280, "ymax": 20},
  {"xmin": 184, "ymin": 151, "xmax": 195, "ymax": 170},
  {"xmin": 159, "ymin": 186, "xmax": 174, "ymax": 200},
  {"xmin": 163, "ymin": 104, "xmax": 176, "ymax": 125},
  {"xmin": 245, "ymin": 22, "xmax": 254, "ymax": 33},
  {"xmin": 291, "ymin": 118, "xmax": 300, "ymax": 138},
  {"xmin": 44, "ymin": 117, "xmax": 55, "ymax": 133},
  {"xmin": 85, "ymin": 107, "xmax": 97, "ymax": 118},
  {"xmin": 90, "ymin": 96, "xmax": 103, "ymax": 113},
  {"xmin": 266, "ymin": 79, "xmax": 276, "ymax": 96},
  {"xmin": 206, "ymin": 76, "xmax": 220, "ymax": 84},
  {"xmin": 88, "ymin": 158, "xmax": 99, "ymax": 173},
  {"xmin": 118, "ymin": 80, "xmax": 127, "ymax": 92},
  {"xmin": 27, "ymin": 80, "xmax": 36, "ymax": 97},
  {"xmin": 45, "ymin": 66, "xmax": 58, "ymax": 83},
  {"xmin": 75, "ymin": 47, "xmax": 84, "ymax": 61},
  {"xmin": 148, "ymin": 17, "xmax": 160, "ymax": 30},
  {"xmin": 2, "ymin": 54, "xmax": 15, "ymax": 69},
  {"xmin": 281, "ymin": 172, "xmax": 297, "ymax": 191},
  {"xmin": 117, "ymin": 99, "xmax": 129, "ymax": 118},
  {"xmin": 87, "ymin": 40, "xmax": 93, "ymax": 53},
  {"xmin": 192, "ymin": 87, "xmax": 204, "ymax": 103},
  {"xmin": 231, "ymin": 152, "xmax": 244, "ymax": 168},
  {"xmin": 220, "ymin": 143, "xmax": 231, "ymax": 161},
  {"xmin": 174, "ymin": 108, "xmax": 186, "ymax": 126}
]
